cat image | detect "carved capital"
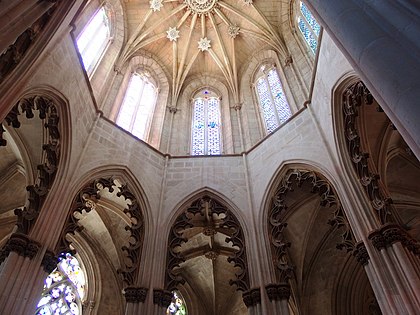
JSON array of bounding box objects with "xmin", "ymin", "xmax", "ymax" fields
[
  {"xmin": 352, "ymin": 241, "xmax": 370, "ymax": 266},
  {"xmin": 0, "ymin": 233, "xmax": 40, "ymax": 264},
  {"xmin": 233, "ymin": 103, "xmax": 242, "ymax": 111},
  {"xmin": 153, "ymin": 289, "xmax": 172, "ymax": 308},
  {"xmin": 242, "ymin": 288, "xmax": 261, "ymax": 308},
  {"xmin": 41, "ymin": 250, "xmax": 58, "ymax": 273},
  {"xmin": 124, "ymin": 287, "xmax": 148, "ymax": 303},
  {"xmin": 368, "ymin": 224, "xmax": 420, "ymax": 256},
  {"xmin": 284, "ymin": 55, "xmax": 293, "ymax": 67},
  {"xmin": 265, "ymin": 283, "xmax": 291, "ymax": 301},
  {"xmin": 168, "ymin": 106, "xmax": 178, "ymax": 114}
]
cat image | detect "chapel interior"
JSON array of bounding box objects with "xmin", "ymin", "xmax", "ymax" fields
[{"xmin": 0, "ymin": 1, "xmax": 419, "ymax": 315}]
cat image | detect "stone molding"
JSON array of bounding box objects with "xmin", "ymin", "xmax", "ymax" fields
[
  {"xmin": 342, "ymin": 81, "xmax": 395, "ymax": 224},
  {"xmin": 41, "ymin": 250, "xmax": 58, "ymax": 273},
  {"xmin": 124, "ymin": 287, "xmax": 148, "ymax": 303},
  {"xmin": 242, "ymin": 288, "xmax": 261, "ymax": 308},
  {"xmin": 0, "ymin": 233, "xmax": 40, "ymax": 264},
  {"xmin": 153, "ymin": 289, "xmax": 172, "ymax": 308},
  {"xmin": 368, "ymin": 224, "xmax": 420, "ymax": 256},
  {"xmin": 268, "ymin": 169, "xmax": 356, "ymax": 283},
  {"xmin": 165, "ymin": 196, "xmax": 250, "ymax": 292},
  {"xmin": 352, "ymin": 241, "xmax": 370, "ymax": 266},
  {"xmin": 265, "ymin": 283, "xmax": 291, "ymax": 301},
  {"xmin": 56, "ymin": 177, "xmax": 145, "ymax": 286},
  {"xmin": 0, "ymin": 96, "xmax": 61, "ymax": 235}
]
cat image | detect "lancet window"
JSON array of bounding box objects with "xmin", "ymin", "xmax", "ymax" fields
[
  {"xmin": 116, "ymin": 72, "xmax": 158, "ymax": 141},
  {"xmin": 35, "ymin": 253, "xmax": 86, "ymax": 315},
  {"xmin": 76, "ymin": 6, "xmax": 112, "ymax": 75},
  {"xmin": 297, "ymin": 1, "xmax": 321, "ymax": 53},
  {"xmin": 166, "ymin": 291, "xmax": 188, "ymax": 315},
  {"xmin": 191, "ymin": 89, "xmax": 221, "ymax": 155},
  {"xmin": 255, "ymin": 65, "xmax": 291, "ymax": 134}
]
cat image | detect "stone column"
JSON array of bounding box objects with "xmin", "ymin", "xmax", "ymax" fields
[
  {"xmin": 265, "ymin": 283, "xmax": 291, "ymax": 315},
  {"xmin": 152, "ymin": 289, "xmax": 172, "ymax": 315},
  {"xmin": 304, "ymin": 0, "xmax": 420, "ymax": 159},
  {"xmin": 243, "ymin": 288, "xmax": 262, "ymax": 315},
  {"xmin": 123, "ymin": 286, "xmax": 148, "ymax": 315},
  {"xmin": 0, "ymin": 234, "xmax": 52, "ymax": 314}
]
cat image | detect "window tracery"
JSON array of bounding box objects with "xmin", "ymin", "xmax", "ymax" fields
[
  {"xmin": 76, "ymin": 6, "xmax": 112, "ymax": 75},
  {"xmin": 255, "ymin": 65, "xmax": 291, "ymax": 134},
  {"xmin": 166, "ymin": 291, "xmax": 188, "ymax": 315},
  {"xmin": 297, "ymin": 1, "xmax": 320, "ymax": 53},
  {"xmin": 191, "ymin": 89, "xmax": 221, "ymax": 155},
  {"xmin": 116, "ymin": 72, "xmax": 158, "ymax": 141},
  {"xmin": 35, "ymin": 253, "xmax": 86, "ymax": 315}
]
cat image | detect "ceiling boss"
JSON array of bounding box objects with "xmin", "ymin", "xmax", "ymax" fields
[{"xmin": 184, "ymin": 0, "xmax": 219, "ymax": 15}]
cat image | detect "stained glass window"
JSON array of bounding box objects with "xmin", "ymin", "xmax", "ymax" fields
[
  {"xmin": 35, "ymin": 253, "xmax": 86, "ymax": 315},
  {"xmin": 116, "ymin": 72, "xmax": 157, "ymax": 140},
  {"xmin": 76, "ymin": 7, "xmax": 111, "ymax": 75},
  {"xmin": 255, "ymin": 66, "xmax": 291, "ymax": 134},
  {"xmin": 297, "ymin": 1, "xmax": 320, "ymax": 53},
  {"xmin": 166, "ymin": 291, "xmax": 187, "ymax": 315},
  {"xmin": 191, "ymin": 90, "xmax": 221, "ymax": 155}
]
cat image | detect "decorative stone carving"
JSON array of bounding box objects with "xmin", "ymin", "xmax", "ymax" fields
[
  {"xmin": 0, "ymin": 233, "xmax": 40, "ymax": 264},
  {"xmin": 41, "ymin": 250, "xmax": 58, "ymax": 273},
  {"xmin": 153, "ymin": 289, "xmax": 173, "ymax": 308},
  {"xmin": 124, "ymin": 287, "xmax": 148, "ymax": 303},
  {"xmin": 0, "ymin": 6, "xmax": 55, "ymax": 83},
  {"xmin": 56, "ymin": 178, "xmax": 145, "ymax": 286},
  {"xmin": 242, "ymin": 288, "xmax": 261, "ymax": 307},
  {"xmin": 352, "ymin": 241, "xmax": 370, "ymax": 266},
  {"xmin": 342, "ymin": 81, "xmax": 395, "ymax": 224},
  {"xmin": 268, "ymin": 169, "xmax": 356, "ymax": 283},
  {"xmin": 184, "ymin": 0, "xmax": 218, "ymax": 15},
  {"xmin": 165, "ymin": 196, "xmax": 250, "ymax": 292},
  {"xmin": 228, "ymin": 24, "xmax": 240, "ymax": 38},
  {"xmin": 150, "ymin": 0, "xmax": 164, "ymax": 12},
  {"xmin": 265, "ymin": 283, "xmax": 291, "ymax": 301},
  {"xmin": 166, "ymin": 27, "xmax": 180, "ymax": 42},
  {"xmin": 368, "ymin": 224, "xmax": 420, "ymax": 256},
  {"xmin": 198, "ymin": 37, "xmax": 211, "ymax": 51},
  {"xmin": 0, "ymin": 96, "xmax": 61, "ymax": 234}
]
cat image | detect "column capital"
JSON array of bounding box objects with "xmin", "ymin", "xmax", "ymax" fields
[
  {"xmin": 41, "ymin": 250, "xmax": 58, "ymax": 273},
  {"xmin": 242, "ymin": 287, "xmax": 261, "ymax": 308},
  {"xmin": 368, "ymin": 223, "xmax": 420, "ymax": 256},
  {"xmin": 0, "ymin": 233, "xmax": 40, "ymax": 264},
  {"xmin": 265, "ymin": 283, "xmax": 291, "ymax": 301},
  {"xmin": 123, "ymin": 286, "xmax": 148, "ymax": 303},
  {"xmin": 153, "ymin": 289, "xmax": 172, "ymax": 308},
  {"xmin": 168, "ymin": 106, "xmax": 178, "ymax": 114}
]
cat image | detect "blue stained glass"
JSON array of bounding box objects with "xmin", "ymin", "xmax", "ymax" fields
[
  {"xmin": 298, "ymin": 17, "xmax": 317, "ymax": 52},
  {"xmin": 167, "ymin": 291, "xmax": 187, "ymax": 315},
  {"xmin": 300, "ymin": 2, "xmax": 320, "ymax": 36},
  {"xmin": 191, "ymin": 96, "xmax": 221, "ymax": 155}
]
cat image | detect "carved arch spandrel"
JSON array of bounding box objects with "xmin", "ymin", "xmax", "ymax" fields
[
  {"xmin": 55, "ymin": 177, "xmax": 145, "ymax": 288},
  {"xmin": 266, "ymin": 168, "xmax": 365, "ymax": 304},
  {"xmin": 165, "ymin": 195, "xmax": 251, "ymax": 296}
]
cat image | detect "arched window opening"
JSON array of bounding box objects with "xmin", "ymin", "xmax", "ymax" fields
[
  {"xmin": 116, "ymin": 72, "xmax": 158, "ymax": 140},
  {"xmin": 297, "ymin": 1, "xmax": 320, "ymax": 53},
  {"xmin": 35, "ymin": 253, "xmax": 86, "ymax": 315},
  {"xmin": 166, "ymin": 291, "xmax": 188, "ymax": 315},
  {"xmin": 76, "ymin": 6, "xmax": 111, "ymax": 75},
  {"xmin": 191, "ymin": 89, "xmax": 221, "ymax": 155},
  {"xmin": 255, "ymin": 65, "xmax": 291, "ymax": 134}
]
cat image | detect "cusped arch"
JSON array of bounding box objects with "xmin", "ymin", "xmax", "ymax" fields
[
  {"xmin": 56, "ymin": 165, "xmax": 150, "ymax": 289},
  {"xmin": 164, "ymin": 188, "xmax": 256, "ymax": 308}
]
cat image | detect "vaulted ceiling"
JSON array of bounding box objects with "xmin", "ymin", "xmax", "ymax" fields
[{"xmin": 117, "ymin": 0, "xmax": 289, "ymax": 104}]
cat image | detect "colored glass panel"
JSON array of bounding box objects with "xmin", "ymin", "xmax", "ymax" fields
[
  {"xmin": 267, "ymin": 69, "xmax": 291, "ymax": 123},
  {"xmin": 35, "ymin": 253, "xmax": 86, "ymax": 315},
  {"xmin": 257, "ymin": 77, "xmax": 278, "ymax": 133},
  {"xmin": 166, "ymin": 291, "xmax": 187, "ymax": 315}
]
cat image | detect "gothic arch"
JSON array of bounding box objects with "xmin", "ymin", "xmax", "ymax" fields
[
  {"xmin": 262, "ymin": 163, "xmax": 373, "ymax": 314},
  {"xmin": 55, "ymin": 166, "xmax": 149, "ymax": 293},
  {"xmin": 0, "ymin": 86, "xmax": 70, "ymax": 235},
  {"xmin": 332, "ymin": 75, "xmax": 420, "ymax": 252},
  {"xmin": 164, "ymin": 190, "xmax": 254, "ymax": 313}
]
